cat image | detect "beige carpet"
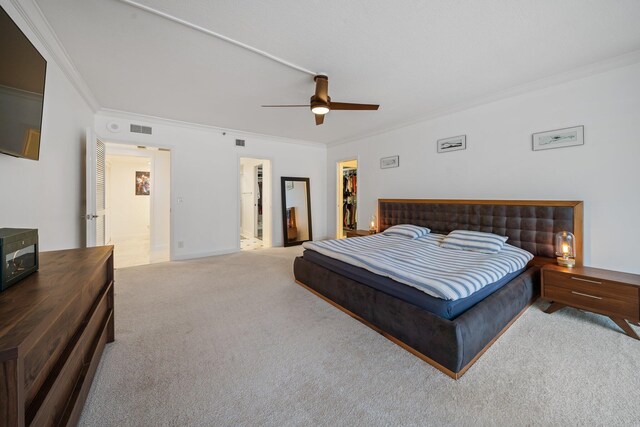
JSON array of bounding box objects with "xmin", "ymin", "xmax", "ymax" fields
[{"xmin": 79, "ymin": 247, "xmax": 640, "ymax": 426}]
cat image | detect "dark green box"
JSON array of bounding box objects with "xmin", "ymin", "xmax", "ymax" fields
[{"xmin": 0, "ymin": 228, "xmax": 39, "ymax": 291}]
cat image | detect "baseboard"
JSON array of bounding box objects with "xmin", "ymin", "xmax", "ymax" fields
[{"xmin": 172, "ymin": 247, "xmax": 239, "ymax": 261}]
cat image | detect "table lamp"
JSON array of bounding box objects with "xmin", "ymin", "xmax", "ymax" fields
[
  {"xmin": 555, "ymin": 231, "xmax": 576, "ymax": 268},
  {"xmin": 369, "ymin": 214, "xmax": 377, "ymax": 233}
]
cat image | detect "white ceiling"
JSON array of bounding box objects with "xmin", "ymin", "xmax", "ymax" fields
[{"xmin": 35, "ymin": 0, "xmax": 640, "ymax": 144}]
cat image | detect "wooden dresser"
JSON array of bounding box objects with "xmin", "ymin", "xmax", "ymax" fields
[{"xmin": 0, "ymin": 246, "xmax": 114, "ymax": 426}]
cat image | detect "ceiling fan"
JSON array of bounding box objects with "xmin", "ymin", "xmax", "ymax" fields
[{"xmin": 262, "ymin": 75, "xmax": 379, "ymax": 125}]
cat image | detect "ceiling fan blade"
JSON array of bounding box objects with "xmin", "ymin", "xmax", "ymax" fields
[
  {"xmin": 315, "ymin": 114, "xmax": 325, "ymax": 126},
  {"xmin": 330, "ymin": 102, "xmax": 379, "ymax": 111},
  {"xmin": 261, "ymin": 105, "xmax": 310, "ymax": 108}
]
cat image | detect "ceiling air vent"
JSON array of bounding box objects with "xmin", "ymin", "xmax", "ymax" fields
[
  {"xmin": 130, "ymin": 124, "xmax": 152, "ymax": 135},
  {"xmin": 235, "ymin": 139, "xmax": 245, "ymax": 147}
]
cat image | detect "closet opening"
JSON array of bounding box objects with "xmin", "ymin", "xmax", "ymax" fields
[
  {"xmin": 239, "ymin": 157, "xmax": 272, "ymax": 250},
  {"xmin": 336, "ymin": 159, "xmax": 358, "ymax": 239}
]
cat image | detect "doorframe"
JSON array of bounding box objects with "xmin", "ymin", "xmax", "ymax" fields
[
  {"xmin": 98, "ymin": 137, "xmax": 174, "ymax": 261},
  {"xmin": 336, "ymin": 156, "xmax": 359, "ymax": 239},
  {"xmin": 105, "ymin": 148, "xmax": 152, "ymax": 242},
  {"xmin": 237, "ymin": 154, "xmax": 274, "ymax": 249}
]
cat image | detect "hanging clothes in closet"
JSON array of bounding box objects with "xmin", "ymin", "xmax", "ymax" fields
[{"xmin": 343, "ymin": 168, "xmax": 357, "ymax": 230}]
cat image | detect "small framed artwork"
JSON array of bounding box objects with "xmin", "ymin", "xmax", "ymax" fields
[
  {"xmin": 532, "ymin": 125, "xmax": 584, "ymax": 151},
  {"xmin": 380, "ymin": 155, "xmax": 399, "ymax": 169},
  {"xmin": 437, "ymin": 135, "xmax": 466, "ymax": 153},
  {"xmin": 135, "ymin": 171, "xmax": 150, "ymax": 196}
]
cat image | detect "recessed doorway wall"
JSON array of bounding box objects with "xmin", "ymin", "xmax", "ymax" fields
[{"xmin": 239, "ymin": 157, "xmax": 272, "ymax": 250}]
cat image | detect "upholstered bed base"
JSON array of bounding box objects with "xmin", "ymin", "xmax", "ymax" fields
[{"xmin": 294, "ymin": 256, "xmax": 540, "ymax": 378}]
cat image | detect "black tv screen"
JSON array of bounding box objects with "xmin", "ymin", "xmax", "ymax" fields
[{"xmin": 0, "ymin": 5, "xmax": 46, "ymax": 161}]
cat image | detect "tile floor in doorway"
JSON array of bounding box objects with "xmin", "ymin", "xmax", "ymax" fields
[
  {"xmin": 240, "ymin": 236, "xmax": 263, "ymax": 251},
  {"xmin": 111, "ymin": 236, "xmax": 170, "ymax": 268}
]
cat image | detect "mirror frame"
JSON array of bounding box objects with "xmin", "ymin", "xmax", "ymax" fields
[{"xmin": 281, "ymin": 177, "xmax": 313, "ymax": 247}]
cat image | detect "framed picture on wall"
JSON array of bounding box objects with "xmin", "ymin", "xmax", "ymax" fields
[
  {"xmin": 437, "ymin": 135, "xmax": 466, "ymax": 153},
  {"xmin": 532, "ymin": 125, "xmax": 584, "ymax": 151},
  {"xmin": 380, "ymin": 155, "xmax": 399, "ymax": 169},
  {"xmin": 135, "ymin": 171, "xmax": 150, "ymax": 196}
]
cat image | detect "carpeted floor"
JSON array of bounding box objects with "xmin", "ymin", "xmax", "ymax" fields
[{"xmin": 79, "ymin": 247, "xmax": 640, "ymax": 426}]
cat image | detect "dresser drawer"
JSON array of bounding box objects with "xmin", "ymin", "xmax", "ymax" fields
[{"xmin": 543, "ymin": 269, "xmax": 639, "ymax": 320}]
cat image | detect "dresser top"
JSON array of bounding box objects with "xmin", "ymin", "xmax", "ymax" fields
[
  {"xmin": 543, "ymin": 263, "xmax": 640, "ymax": 287},
  {"xmin": 0, "ymin": 246, "xmax": 113, "ymax": 357}
]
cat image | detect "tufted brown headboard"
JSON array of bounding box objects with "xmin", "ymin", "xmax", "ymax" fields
[{"xmin": 377, "ymin": 199, "xmax": 583, "ymax": 265}]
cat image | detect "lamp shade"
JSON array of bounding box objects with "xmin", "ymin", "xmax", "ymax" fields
[
  {"xmin": 369, "ymin": 214, "xmax": 377, "ymax": 232},
  {"xmin": 554, "ymin": 231, "xmax": 576, "ymax": 267}
]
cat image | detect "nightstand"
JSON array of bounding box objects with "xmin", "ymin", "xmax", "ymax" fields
[
  {"xmin": 541, "ymin": 264, "xmax": 640, "ymax": 340},
  {"xmin": 345, "ymin": 229, "xmax": 375, "ymax": 238}
]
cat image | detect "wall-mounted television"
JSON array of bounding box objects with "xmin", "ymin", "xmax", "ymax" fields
[{"xmin": 0, "ymin": 5, "xmax": 47, "ymax": 161}]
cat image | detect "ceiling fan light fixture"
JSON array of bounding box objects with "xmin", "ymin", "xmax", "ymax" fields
[{"xmin": 311, "ymin": 105, "xmax": 330, "ymax": 115}]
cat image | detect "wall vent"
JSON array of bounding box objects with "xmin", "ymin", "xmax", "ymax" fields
[
  {"xmin": 235, "ymin": 139, "xmax": 245, "ymax": 147},
  {"xmin": 130, "ymin": 124, "xmax": 152, "ymax": 135}
]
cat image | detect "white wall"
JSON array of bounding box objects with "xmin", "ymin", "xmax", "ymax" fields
[
  {"xmin": 328, "ymin": 63, "xmax": 640, "ymax": 274},
  {"xmin": 151, "ymin": 149, "xmax": 171, "ymax": 255},
  {"xmin": 95, "ymin": 112, "xmax": 327, "ymax": 259},
  {"xmin": 0, "ymin": 0, "xmax": 95, "ymax": 251},
  {"xmin": 106, "ymin": 155, "xmax": 151, "ymax": 240}
]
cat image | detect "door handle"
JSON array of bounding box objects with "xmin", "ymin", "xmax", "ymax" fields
[{"xmin": 86, "ymin": 214, "xmax": 99, "ymax": 220}]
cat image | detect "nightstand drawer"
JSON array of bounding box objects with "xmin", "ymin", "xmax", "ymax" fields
[
  {"xmin": 543, "ymin": 284, "xmax": 638, "ymax": 320},
  {"xmin": 541, "ymin": 264, "xmax": 640, "ymax": 340},
  {"xmin": 543, "ymin": 270, "xmax": 638, "ymax": 301}
]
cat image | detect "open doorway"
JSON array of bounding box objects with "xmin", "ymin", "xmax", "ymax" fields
[
  {"xmin": 337, "ymin": 159, "xmax": 358, "ymax": 239},
  {"xmin": 105, "ymin": 143, "xmax": 171, "ymax": 268},
  {"xmin": 240, "ymin": 157, "xmax": 272, "ymax": 250}
]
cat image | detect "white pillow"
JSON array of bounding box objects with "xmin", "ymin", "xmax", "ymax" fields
[
  {"xmin": 441, "ymin": 230, "xmax": 508, "ymax": 254},
  {"xmin": 382, "ymin": 224, "xmax": 430, "ymax": 239}
]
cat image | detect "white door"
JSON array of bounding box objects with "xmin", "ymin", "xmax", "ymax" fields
[{"xmin": 85, "ymin": 128, "xmax": 107, "ymax": 247}]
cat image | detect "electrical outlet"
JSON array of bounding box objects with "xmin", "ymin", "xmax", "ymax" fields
[{"xmin": 178, "ymin": 241, "xmax": 184, "ymax": 249}]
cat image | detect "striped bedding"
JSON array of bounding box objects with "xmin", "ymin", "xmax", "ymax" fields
[{"xmin": 302, "ymin": 233, "xmax": 533, "ymax": 301}]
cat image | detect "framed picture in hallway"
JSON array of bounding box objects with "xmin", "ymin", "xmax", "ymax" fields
[{"xmin": 135, "ymin": 171, "xmax": 150, "ymax": 196}]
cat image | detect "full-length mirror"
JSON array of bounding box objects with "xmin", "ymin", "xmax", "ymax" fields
[{"xmin": 281, "ymin": 177, "xmax": 312, "ymax": 246}]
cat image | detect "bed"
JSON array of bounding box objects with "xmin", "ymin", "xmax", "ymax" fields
[{"xmin": 293, "ymin": 199, "xmax": 583, "ymax": 379}]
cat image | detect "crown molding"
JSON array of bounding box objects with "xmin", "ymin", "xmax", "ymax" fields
[
  {"xmin": 8, "ymin": 0, "xmax": 100, "ymax": 111},
  {"xmin": 327, "ymin": 49, "xmax": 640, "ymax": 147},
  {"xmin": 97, "ymin": 108, "xmax": 327, "ymax": 149}
]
